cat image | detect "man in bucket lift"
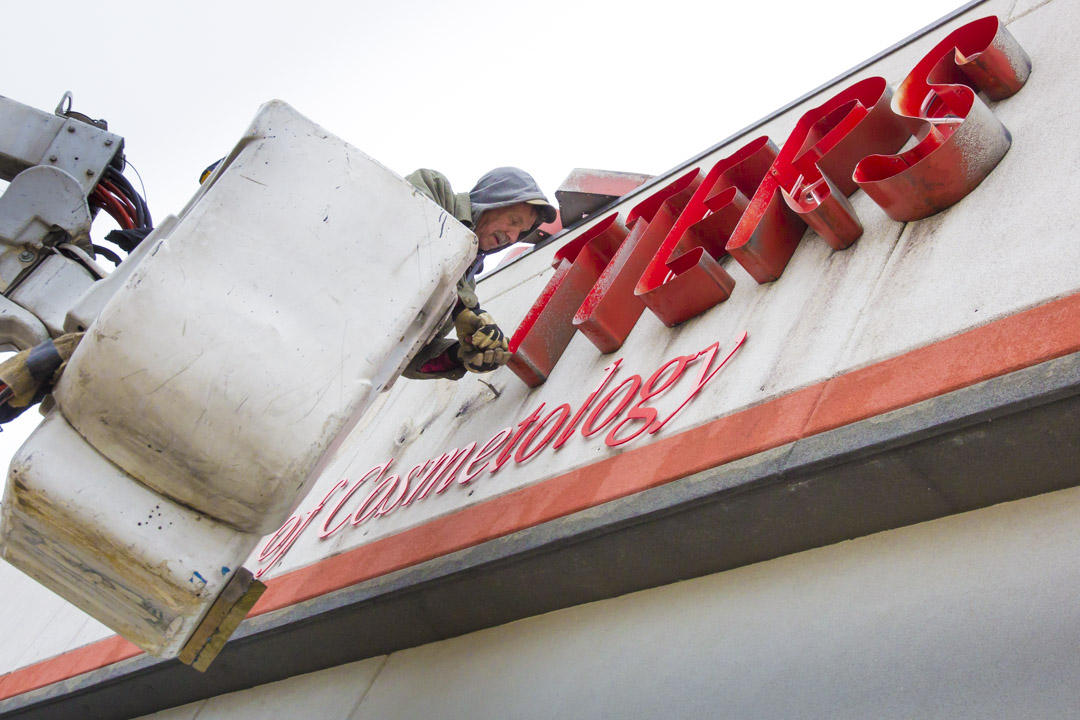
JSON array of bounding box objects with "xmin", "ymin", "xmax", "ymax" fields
[
  {"xmin": 402, "ymin": 167, "xmax": 556, "ymax": 381},
  {"xmin": 198, "ymin": 160, "xmax": 556, "ymax": 382}
]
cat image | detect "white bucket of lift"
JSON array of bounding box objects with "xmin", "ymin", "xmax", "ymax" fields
[
  {"xmin": 54, "ymin": 99, "xmax": 475, "ymax": 534},
  {"xmin": 0, "ymin": 100, "xmax": 475, "ymax": 658},
  {"xmin": 1, "ymin": 410, "xmax": 259, "ymax": 656}
]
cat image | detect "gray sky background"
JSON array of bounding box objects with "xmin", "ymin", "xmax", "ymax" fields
[{"xmin": 0, "ymin": 0, "xmax": 962, "ymax": 470}]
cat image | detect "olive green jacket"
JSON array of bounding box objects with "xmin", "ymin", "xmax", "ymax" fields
[
  {"xmin": 405, "ymin": 168, "xmax": 480, "ymax": 309},
  {"xmin": 401, "ymin": 169, "xmax": 478, "ymax": 380}
]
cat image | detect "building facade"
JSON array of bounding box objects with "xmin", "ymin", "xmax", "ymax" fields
[{"xmin": 2, "ymin": 0, "xmax": 1080, "ymax": 716}]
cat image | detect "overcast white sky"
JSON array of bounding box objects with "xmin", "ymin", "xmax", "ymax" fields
[{"xmin": 0, "ymin": 0, "xmax": 964, "ymax": 468}]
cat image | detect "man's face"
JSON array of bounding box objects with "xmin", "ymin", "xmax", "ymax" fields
[{"xmin": 474, "ymin": 203, "xmax": 539, "ymax": 252}]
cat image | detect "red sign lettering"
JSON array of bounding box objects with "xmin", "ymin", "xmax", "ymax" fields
[
  {"xmin": 254, "ymin": 17, "xmax": 1034, "ymax": 579},
  {"xmin": 256, "ymin": 335, "xmax": 745, "ymax": 576},
  {"xmin": 318, "ymin": 461, "xmax": 394, "ymax": 539},
  {"xmin": 853, "ymin": 16, "xmax": 1031, "ymax": 220},
  {"xmin": 462, "ymin": 428, "xmax": 513, "ymax": 483},
  {"xmin": 507, "ymin": 16, "xmax": 1030, "ymax": 389},
  {"xmin": 255, "ymin": 478, "xmax": 348, "ymax": 579}
]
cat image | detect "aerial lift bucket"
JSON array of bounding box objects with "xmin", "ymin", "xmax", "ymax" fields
[{"xmin": 0, "ymin": 100, "xmax": 475, "ymax": 668}]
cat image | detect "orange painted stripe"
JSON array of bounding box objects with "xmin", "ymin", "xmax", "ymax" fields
[
  {"xmin": 254, "ymin": 296, "xmax": 1080, "ymax": 612},
  {"xmin": 0, "ymin": 635, "xmax": 140, "ymax": 701},
  {"xmin": 805, "ymin": 294, "xmax": 1080, "ymax": 434},
  {"xmin": 250, "ymin": 383, "xmax": 828, "ymax": 611},
  {"xmin": 3, "ymin": 292, "xmax": 1080, "ymax": 702}
]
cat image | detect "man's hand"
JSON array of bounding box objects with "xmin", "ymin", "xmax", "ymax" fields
[
  {"xmin": 452, "ymin": 304, "xmax": 511, "ymax": 373},
  {"xmin": 456, "ymin": 343, "xmax": 512, "ymax": 373},
  {"xmin": 454, "ymin": 306, "xmax": 508, "ymax": 351}
]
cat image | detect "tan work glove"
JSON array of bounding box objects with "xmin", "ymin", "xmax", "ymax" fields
[
  {"xmin": 456, "ymin": 343, "xmax": 512, "ymax": 374},
  {"xmin": 453, "ymin": 305, "xmax": 508, "ymax": 351}
]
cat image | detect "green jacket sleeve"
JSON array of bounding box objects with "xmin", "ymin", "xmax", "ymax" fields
[{"xmin": 405, "ymin": 169, "xmax": 473, "ymax": 227}]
